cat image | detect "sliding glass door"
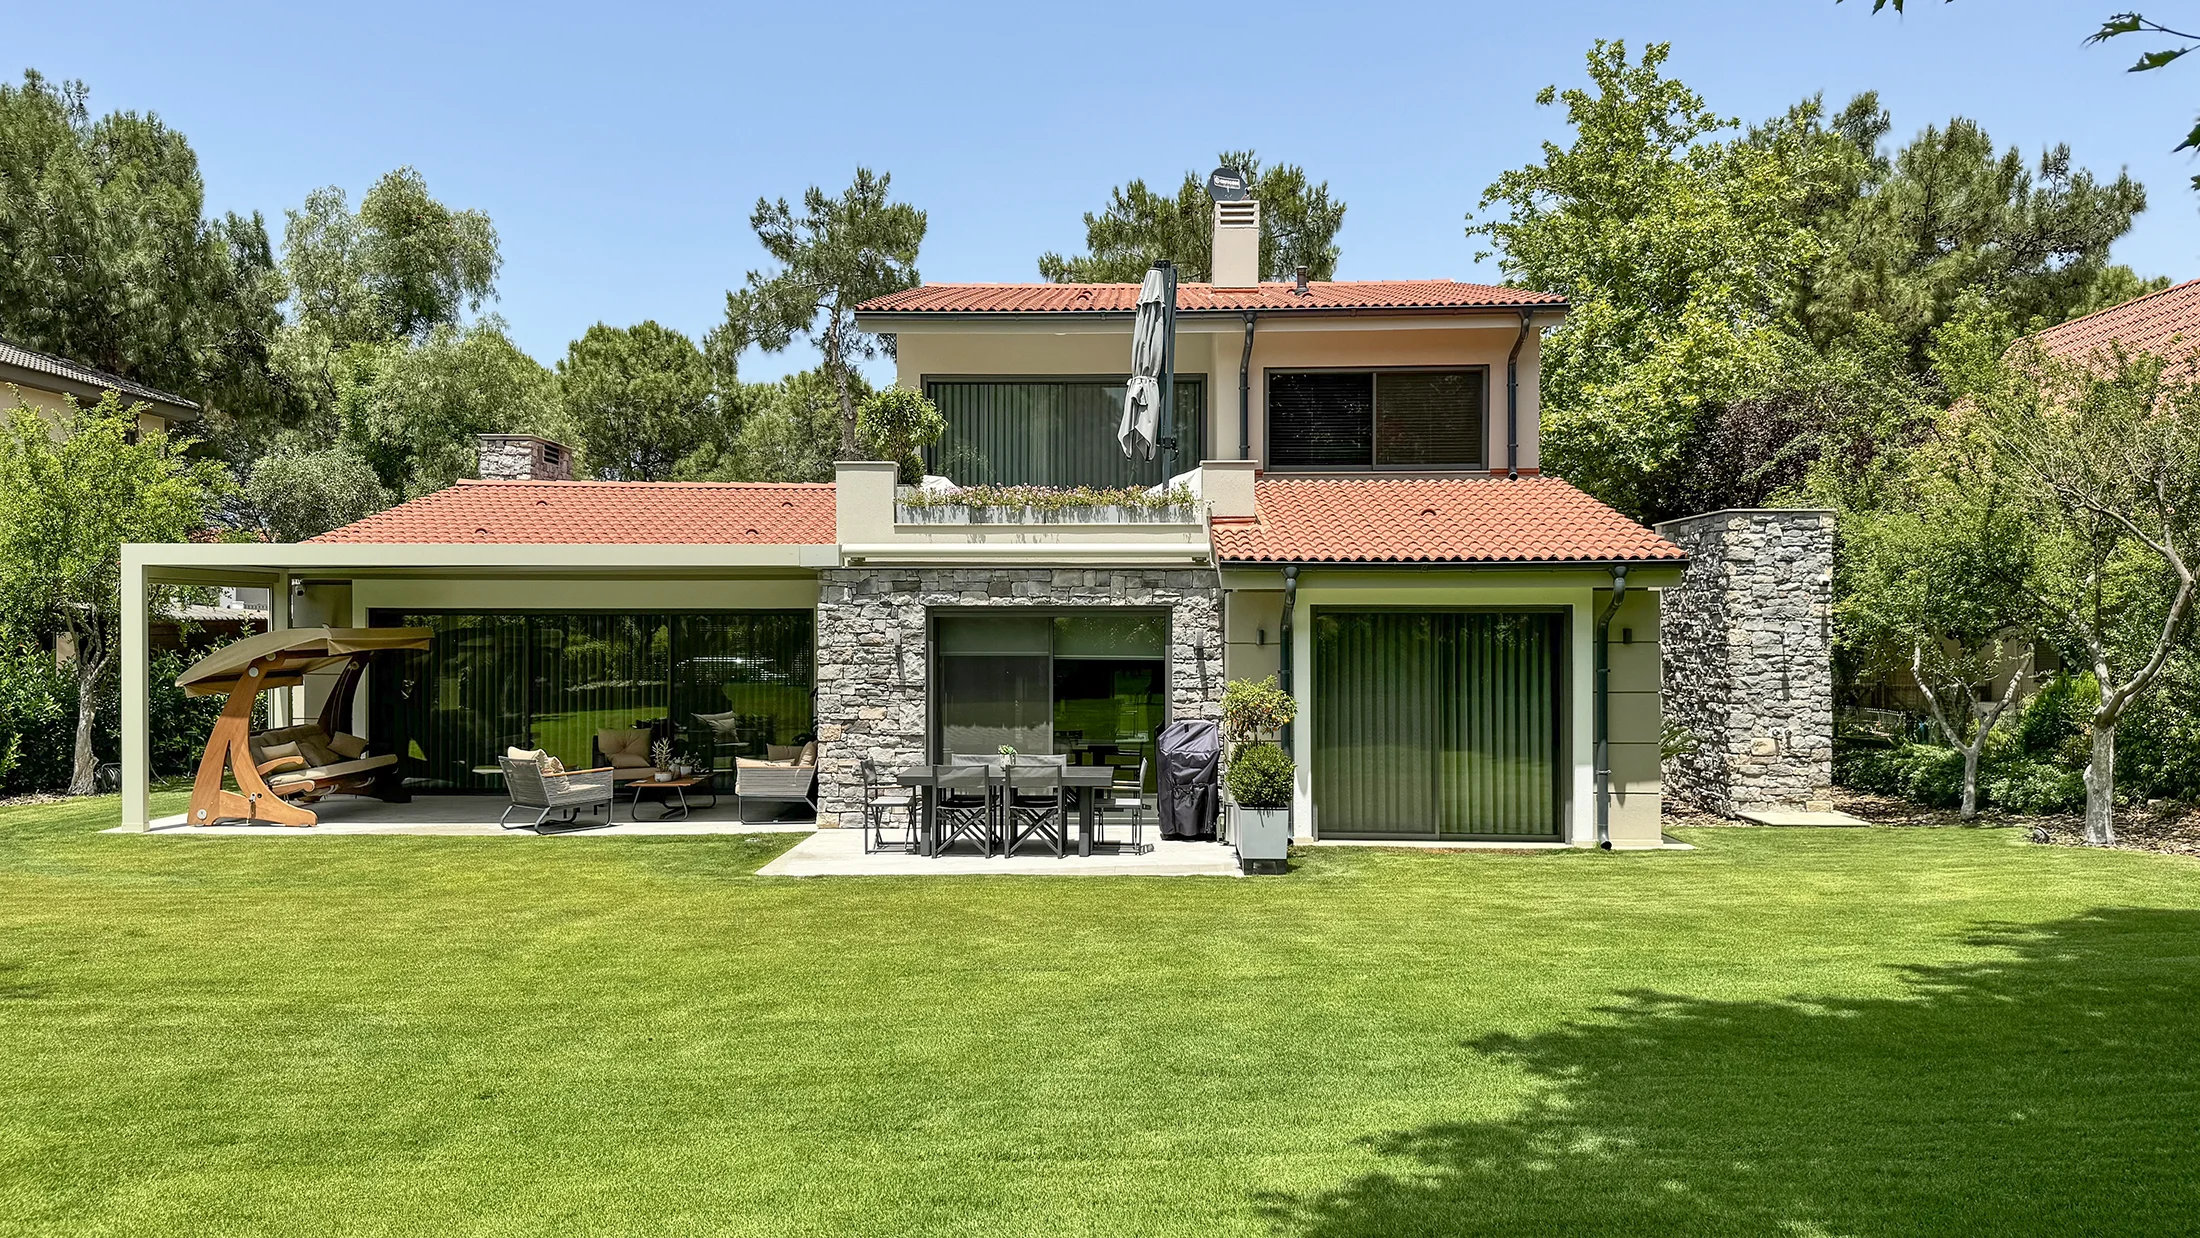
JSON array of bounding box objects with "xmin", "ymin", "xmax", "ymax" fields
[
  {"xmin": 931, "ymin": 611, "xmax": 1169, "ymax": 787},
  {"xmin": 1313, "ymin": 609, "xmax": 1565, "ymax": 839},
  {"xmin": 370, "ymin": 610, "xmax": 814, "ymax": 791}
]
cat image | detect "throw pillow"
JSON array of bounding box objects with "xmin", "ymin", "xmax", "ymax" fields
[
  {"xmin": 797, "ymin": 741, "xmax": 818, "ymax": 767},
  {"xmin": 766, "ymin": 744, "xmax": 803, "ymax": 764},
  {"xmin": 295, "ymin": 734, "xmax": 340, "ymax": 770},
  {"xmin": 328, "ymin": 732, "xmax": 368, "ymax": 760},
  {"xmin": 255, "ymin": 741, "xmax": 302, "ymax": 769}
]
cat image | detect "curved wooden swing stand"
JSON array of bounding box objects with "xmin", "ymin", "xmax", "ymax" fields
[
  {"xmin": 188, "ymin": 656, "xmax": 317, "ymax": 827},
  {"xmin": 176, "ymin": 626, "xmax": 432, "ymax": 828}
]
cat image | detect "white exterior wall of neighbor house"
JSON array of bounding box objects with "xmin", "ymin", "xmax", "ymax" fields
[{"xmin": 883, "ymin": 315, "xmax": 1547, "ymax": 472}]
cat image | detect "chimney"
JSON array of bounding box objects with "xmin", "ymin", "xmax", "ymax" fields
[
  {"xmin": 1294, "ymin": 265, "xmax": 1310, "ymax": 296},
  {"xmin": 477, "ymin": 433, "xmax": 573, "ymax": 482},
  {"xmin": 1211, "ymin": 198, "xmax": 1260, "ymax": 289}
]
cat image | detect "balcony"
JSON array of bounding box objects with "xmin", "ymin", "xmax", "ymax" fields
[{"xmin": 834, "ymin": 461, "xmax": 1256, "ymax": 566}]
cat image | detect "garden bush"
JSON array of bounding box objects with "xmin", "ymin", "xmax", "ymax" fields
[{"xmin": 1223, "ymin": 741, "xmax": 1294, "ymax": 809}]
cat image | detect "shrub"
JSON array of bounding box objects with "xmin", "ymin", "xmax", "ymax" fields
[
  {"xmin": 1221, "ymin": 675, "xmax": 1297, "ymax": 744},
  {"xmin": 1225, "ymin": 741, "xmax": 1294, "ymax": 809},
  {"xmin": 1981, "ymin": 758, "xmax": 2085, "ymax": 814},
  {"xmin": 856, "ymin": 387, "xmax": 945, "ymax": 484},
  {"xmin": 0, "ymin": 644, "xmax": 76, "ymax": 794}
]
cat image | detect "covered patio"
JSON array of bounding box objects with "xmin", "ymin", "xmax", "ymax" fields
[
  {"xmin": 118, "ymin": 535, "xmax": 838, "ymax": 832},
  {"xmin": 128, "ymin": 791, "xmax": 810, "ymax": 836}
]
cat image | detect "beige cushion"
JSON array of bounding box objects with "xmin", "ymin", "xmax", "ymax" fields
[
  {"xmin": 598, "ymin": 729, "xmax": 653, "ymax": 764},
  {"xmin": 798, "ymin": 741, "xmax": 818, "ymax": 767},
  {"xmin": 736, "ymin": 755, "xmax": 793, "ymax": 769},
  {"xmin": 269, "ymin": 754, "xmax": 397, "ymax": 787},
  {"xmin": 328, "ymin": 732, "xmax": 368, "ymax": 760},
  {"xmin": 506, "ymin": 746, "xmax": 566, "ymax": 775},
  {"xmin": 766, "ymin": 744, "xmax": 803, "ymax": 762},
  {"xmin": 255, "ymin": 740, "xmax": 302, "ymax": 768}
]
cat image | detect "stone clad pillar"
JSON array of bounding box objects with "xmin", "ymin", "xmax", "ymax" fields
[{"xmin": 1652, "ymin": 509, "xmax": 1835, "ymax": 815}]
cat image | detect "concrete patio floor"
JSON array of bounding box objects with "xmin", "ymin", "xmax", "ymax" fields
[
  {"xmin": 125, "ymin": 792, "xmax": 815, "ymax": 838},
  {"xmin": 757, "ymin": 826, "xmax": 1241, "ymax": 877}
]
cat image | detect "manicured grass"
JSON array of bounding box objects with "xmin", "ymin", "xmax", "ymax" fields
[{"xmin": 3, "ymin": 801, "xmax": 2198, "ymax": 1236}]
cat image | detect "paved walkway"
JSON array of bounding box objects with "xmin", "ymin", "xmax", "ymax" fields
[{"xmin": 757, "ymin": 826, "xmax": 1241, "ymax": 877}]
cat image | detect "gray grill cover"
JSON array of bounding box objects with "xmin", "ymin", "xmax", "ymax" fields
[{"xmin": 1158, "ymin": 718, "xmax": 1221, "ymax": 840}]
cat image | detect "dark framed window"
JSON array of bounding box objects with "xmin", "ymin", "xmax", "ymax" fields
[
  {"xmin": 930, "ymin": 609, "xmax": 1170, "ymax": 790},
  {"xmin": 924, "ymin": 377, "xmax": 1205, "ymax": 487},
  {"xmin": 1267, "ymin": 367, "xmax": 1487, "ymax": 470}
]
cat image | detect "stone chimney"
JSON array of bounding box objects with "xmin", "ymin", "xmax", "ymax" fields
[
  {"xmin": 1211, "ymin": 198, "xmax": 1260, "ymax": 289},
  {"xmin": 476, "ymin": 434, "xmax": 573, "ymax": 482}
]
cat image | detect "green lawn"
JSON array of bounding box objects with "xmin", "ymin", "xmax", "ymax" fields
[{"xmin": 3, "ymin": 799, "xmax": 2197, "ymax": 1236}]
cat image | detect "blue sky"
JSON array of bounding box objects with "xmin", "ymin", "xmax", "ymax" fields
[{"xmin": 14, "ymin": 1, "xmax": 2198, "ymax": 381}]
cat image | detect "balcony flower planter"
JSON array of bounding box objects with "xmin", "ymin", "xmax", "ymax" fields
[{"xmin": 895, "ymin": 503, "xmax": 1199, "ymax": 526}]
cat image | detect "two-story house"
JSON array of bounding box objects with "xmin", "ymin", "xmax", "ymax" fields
[{"xmin": 119, "ymin": 201, "xmax": 1684, "ymax": 847}]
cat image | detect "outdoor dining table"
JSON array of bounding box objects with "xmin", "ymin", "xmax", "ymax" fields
[{"xmin": 896, "ymin": 763, "xmax": 1118, "ymax": 857}]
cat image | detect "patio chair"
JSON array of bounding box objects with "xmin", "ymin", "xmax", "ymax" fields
[
  {"xmin": 498, "ymin": 753, "xmax": 615, "ymax": 830},
  {"xmin": 1002, "ymin": 758, "xmax": 1068, "ymax": 858},
  {"xmin": 1093, "ymin": 756, "xmax": 1150, "ymax": 856},
  {"xmin": 936, "ymin": 756, "xmax": 999, "ymax": 856},
  {"xmin": 733, "ymin": 737, "xmax": 818, "ymax": 822},
  {"xmin": 861, "ymin": 759, "xmax": 918, "ymax": 854}
]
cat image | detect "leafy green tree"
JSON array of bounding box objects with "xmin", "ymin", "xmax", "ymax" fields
[
  {"xmin": 0, "ymin": 396, "xmax": 226, "ymax": 794},
  {"xmin": 1797, "ymin": 108, "xmax": 2152, "ymax": 362},
  {"xmin": 1471, "ymin": 41, "xmax": 1839, "ymax": 519},
  {"xmin": 716, "ymin": 168, "xmax": 925, "ymax": 460},
  {"xmin": 280, "ymin": 167, "xmax": 499, "ymax": 350},
  {"xmin": 1956, "ymin": 331, "xmax": 2200, "ymax": 844},
  {"xmin": 855, "ymin": 386, "xmax": 945, "ymax": 483},
  {"xmin": 341, "ymin": 320, "xmax": 560, "ymax": 496},
  {"xmin": 1040, "ymin": 150, "xmax": 1346, "ymax": 283},
  {"xmin": 244, "ymin": 444, "xmax": 392, "ymax": 542},
  {"xmin": 680, "ymin": 367, "xmax": 874, "ymax": 484},
  {"xmin": 1834, "ymin": 327, "xmax": 2040, "ymax": 815},
  {"xmin": 558, "ymin": 321, "xmax": 717, "ymax": 481},
  {"xmin": 0, "ymin": 71, "xmax": 283, "ymax": 425}
]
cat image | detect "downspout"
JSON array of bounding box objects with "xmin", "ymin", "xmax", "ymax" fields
[
  {"xmin": 1594, "ymin": 563, "xmax": 1629, "ymax": 850},
  {"xmin": 1238, "ymin": 311, "xmax": 1259, "ymax": 460},
  {"xmin": 1505, "ymin": 308, "xmax": 1533, "ymax": 479},
  {"xmin": 1279, "ymin": 563, "xmax": 1299, "ymax": 748}
]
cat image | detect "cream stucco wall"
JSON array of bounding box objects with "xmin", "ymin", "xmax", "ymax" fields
[
  {"xmin": 1599, "ymin": 586, "xmax": 1664, "ymax": 849},
  {"xmin": 6, "ymin": 380, "xmax": 175, "ymax": 438},
  {"xmin": 885, "ymin": 313, "xmax": 1548, "ymax": 474}
]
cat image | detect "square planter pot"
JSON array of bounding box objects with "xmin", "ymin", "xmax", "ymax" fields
[{"xmin": 1229, "ymin": 804, "xmax": 1291, "ymax": 875}]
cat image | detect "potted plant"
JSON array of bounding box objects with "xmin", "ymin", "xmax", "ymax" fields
[
  {"xmin": 1221, "ymin": 676, "xmax": 1298, "ymax": 874},
  {"xmin": 652, "ymin": 737, "xmax": 676, "ymax": 781}
]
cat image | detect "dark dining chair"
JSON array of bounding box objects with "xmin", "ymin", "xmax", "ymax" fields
[
  {"xmin": 936, "ymin": 756, "xmax": 998, "ymax": 856},
  {"xmin": 860, "ymin": 759, "xmax": 918, "ymax": 854},
  {"xmin": 1094, "ymin": 755, "xmax": 1150, "ymax": 855},
  {"xmin": 1002, "ymin": 757, "xmax": 1068, "ymax": 858}
]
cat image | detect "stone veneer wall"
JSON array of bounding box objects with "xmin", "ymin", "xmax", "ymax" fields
[
  {"xmin": 476, "ymin": 434, "xmax": 573, "ymax": 482},
  {"xmin": 1653, "ymin": 509, "xmax": 1835, "ymax": 814},
  {"xmin": 812, "ymin": 567, "xmax": 1224, "ymax": 826}
]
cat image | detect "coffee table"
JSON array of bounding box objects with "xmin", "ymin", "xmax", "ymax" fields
[{"xmin": 629, "ymin": 774, "xmax": 716, "ymax": 821}]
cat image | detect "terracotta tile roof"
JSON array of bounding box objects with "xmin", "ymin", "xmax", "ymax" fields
[
  {"xmin": 307, "ymin": 480, "xmax": 837, "ymax": 544},
  {"xmin": 1213, "ymin": 477, "xmax": 1685, "ymax": 565},
  {"xmin": 858, "ymin": 280, "xmax": 1566, "ymax": 316},
  {"xmin": 2031, "ymin": 279, "xmax": 2200, "ymax": 364},
  {"xmin": 0, "ymin": 338, "xmax": 199, "ymax": 414}
]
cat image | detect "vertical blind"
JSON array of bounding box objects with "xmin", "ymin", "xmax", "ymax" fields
[
  {"xmin": 1313, "ymin": 610, "xmax": 1562, "ymax": 838},
  {"xmin": 925, "ymin": 378, "xmax": 1205, "ymax": 487},
  {"xmin": 370, "ymin": 610, "xmax": 813, "ymax": 791}
]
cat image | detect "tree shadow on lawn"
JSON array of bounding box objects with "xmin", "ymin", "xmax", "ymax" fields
[{"xmin": 1259, "ymin": 909, "xmax": 2200, "ymax": 1236}]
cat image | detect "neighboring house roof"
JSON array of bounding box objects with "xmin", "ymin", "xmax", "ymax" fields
[
  {"xmin": 2030, "ymin": 278, "xmax": 2200, "ymax": 364},
  {"xmin": 1212, "ymin": 477, "xmax": 1685, "ymax": 565},
  {"xmin": 308, "ymin": 480, "xmax": 838, "ymax": 544},
  {"xmin": 857, "ymin": 280, "xmax": 1566, "ymax": 317},
  {"xmin": 0, "ymin": 338, "xmax": 200, "ymax": 418}
]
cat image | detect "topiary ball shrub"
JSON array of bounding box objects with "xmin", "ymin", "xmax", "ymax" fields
[{"xmin": 1225, "ymin": 741, "xmax": 1294, "ymax": 809}]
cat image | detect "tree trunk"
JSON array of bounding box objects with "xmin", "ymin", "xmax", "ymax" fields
[
  {"xmin": 826, "ymin": 316, "xmax": 860, "ymax": 460},
  {"xmin": 1960, "ymin": 743, "xmax": 1981, "ymax": 818},
  {"xmin": 2082, "ymin": 722, "xmax": 2117, "ymax": 846},
  {"xmin": 68, "ymin": 654, "xmax": 107, "ymax": 797}
]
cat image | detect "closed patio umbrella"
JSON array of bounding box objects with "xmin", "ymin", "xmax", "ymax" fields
[{"xmin": 1119, "ymin": 265, "xmax": 1170, "ymax": 462}]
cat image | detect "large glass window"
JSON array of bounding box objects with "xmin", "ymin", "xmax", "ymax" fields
[
  {"xmin": 1268, "ymin": 368, "xmax": 1487, "ymax": 470},
  {"xmin": 925, "ymin": 378, "xmax": 1205, "ymax": 487},
  {"xmin": 1313, "ymin": 610, "xmax": 1563, "ymax": 838},
  {"xmin": 932, "ymin": 610, "xmax": 1169, "ymax": 787},
  {"xmin": 370, "ymin": 610, "xmax": 813, "ymax": 791}
]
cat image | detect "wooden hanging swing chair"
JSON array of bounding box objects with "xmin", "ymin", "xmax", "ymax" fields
[{"xmin": 175, "ymin": 626, "xmax": 433, "ymax": 826}]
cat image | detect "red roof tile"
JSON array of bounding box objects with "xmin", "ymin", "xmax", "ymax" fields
[
  {"xmin": 858, "ymin": 280, "xmax": 1565, "ymax": 316},
  {"xmin": 2031, "ymin": 279, "xmax": 2200, "ymax": 364},
  {"xmin": 307, "ymin": 480, "xmax": 836, "ymax": 544},
  {"xmin": 1213, "ymin": 477, "xmax": 1684, "ymax": 565}
]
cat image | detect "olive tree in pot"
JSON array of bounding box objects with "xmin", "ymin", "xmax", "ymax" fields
[{"xmin": 1221, "ymin": 676, "xmax": 1298, "ymax": 874}]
